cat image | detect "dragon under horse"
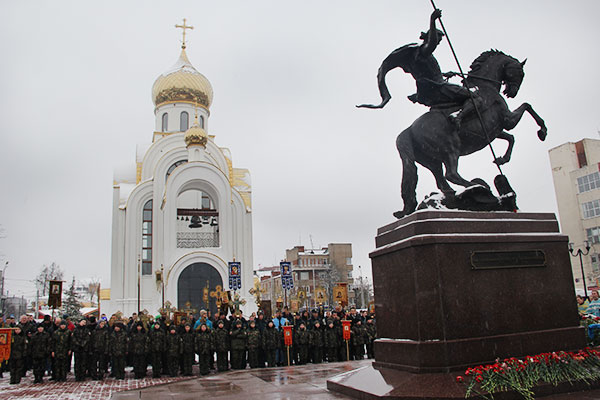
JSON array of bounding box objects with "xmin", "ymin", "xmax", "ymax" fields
[{"xmin": 358, "ymin": 9, "xmax": 547, "ymax": 218}]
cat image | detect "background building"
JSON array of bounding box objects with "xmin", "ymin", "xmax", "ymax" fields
[
  {"xmin": 549, "ymin": 138, "xmax": 600, "ymax": 294},
  {"xmin": 259, "ymin": 243, "xmax": 353, "ymax": 311},
  {"xmin": 103, "ymin": 27, "xmax": 254, "ymax": 317}
]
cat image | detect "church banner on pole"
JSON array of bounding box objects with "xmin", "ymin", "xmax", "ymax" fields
[
  {"xmin": 48, "ymin": 280, "xmax": 63, "ymax": 309},
  {"xmin": 228, "ymin": 262, "xmax": 242, "ymax": 291}
]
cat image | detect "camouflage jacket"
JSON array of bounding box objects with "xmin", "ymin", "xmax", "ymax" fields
[
  {"xmin": 351, "ymin": 325, "xmax": 366, "ymax": 346},
  {"xmin": 229, "ymin": 327, "xmax": 247, "ymax": 351},
  {"xmin": 262, "ymin": 326, "xmax": 280, "ymax": 350},
  {"xmin": 213, "ymin": 326, "xmax": 230, "ymax": 352},
  {"xmin": 10, "ymin": 331, "xmax": 28, "ymax": 359},
  {"xmin": 71, "ymin": 325, "xmax": 91, "ymax": 353},
  {"xmin": 324, "ymin": 327, "xmax": 339, "ymax": 348},
  {"xmin": 149, "ymin": 327, "xmax": 166, "ymax": 353},
  {"xmin": 309, "ymin": 328, "xmax": 324, "ymax": 347},
  {"xmin": 53, "ymin": 327, "xmax": 72, "ymax": 357},
  {"xmin": 195, "ymin": 329, "xmax": 213, "ymax": 355},
  {"xmin": 91, "ymin": 325, "xmax": 110, "ymax": 354},
  {"xmin": 129, "ymin": 330, "xmax": 149, "ymax": 355},
  {"xmin": 365, "ymin": 322, "xmax": 377, "ymax": 341},
  {"xmin": 180, "ymin": 330, "xmax": 195, "ymax": 353},
  {"xmin": 109, "ymin": 329, "xmax": 128, "ymax": 357},
  {"xmin": 165, "ymin": 332, "xmax": 182, "ymax": 356},
  {"xmin": 29, "ymin": 330, "xmax": 51, "ymax": 359},
  {"xmin": 295, "ymin": 328, "xmax": 310, "ymax": 346},
  {"xmin": 246, "ymin": 327, "xmax": 261, "ymax": 349}
]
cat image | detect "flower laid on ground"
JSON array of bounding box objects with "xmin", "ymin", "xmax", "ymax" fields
[{"xmin": 456, "ymin": 347, "xmax": 600, "ymax": 400}]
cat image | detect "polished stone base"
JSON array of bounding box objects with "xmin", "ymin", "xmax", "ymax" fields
[{"xmin": 370, "ymin": 211, "xmax": 585, "ymax": 373}]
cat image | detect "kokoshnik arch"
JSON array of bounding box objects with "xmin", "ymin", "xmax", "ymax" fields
[{"xmin": 103, "ymin": 20, "xmax": 254, "ymax": 317}]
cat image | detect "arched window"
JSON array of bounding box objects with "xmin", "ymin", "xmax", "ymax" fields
[
  {"xmin": 180, "ymin": 111, "xmax": 189, "ymax": 131},
  {"xmin": 141, "ymin": 200, "xmax": 152, "ymax": 275},
  {"xmin": 166, "ymin": 159, "xmax": 187, "ymax": 182},
  {"xmin": 199, "ymin": 115, "xmax": 205, "ymax": 129},
  {"xmin": 161, "ymin": 113, "xmax": 168, "ymax": 132}
]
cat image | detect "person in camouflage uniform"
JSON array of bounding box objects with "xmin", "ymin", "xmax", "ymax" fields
[
  {"xmin": 9, "ymin": 325, "xmax": 27, "ymax": 384},
  {"xmin": 294, "ymin": 322, "xmax": 310, "ymax": 365},
  {"xmin": 246, "ymin": 320, "xmax": 261, "ymax": 368},
  {"xmin": 214, "ymin": 320, "xmax": 230, "ymax": 372},
  {"xmin": 262, "ymin": 320, "xmax": 280, "ymax": 368},
  {"xmin": 309, "ymin": 320, "xmax": 324, "ymax": 364},
  {"xmin": 109, "ymin": 323, "xmax": 128, "ymax": 380},
  {"xmin": 90, "ymin": 319, "xmax": 110, "ymax": 380},
  {"xmin": 195, "ymin": 323, "xmax": 213, "ymax": 375},
  {"xmin": 72, "ymin": 319, "xmax": 91, "ymax": 381},
  {"xmin": 180, "ymin": 323, "xmax": 195, "ymax": 376},
  {"xmin": 229, "ymin": 319, "xmax": 247, "ymax": 370},
  {"xmin": 52, "ymin": 320, "xmax": 72, "ymax": 382},
  {"xmin": 365, "ymin": 317, "xmax": 377, "ymax": 359},
  {"xmin": 148, "ymin": 322, "xmax": 166, "ymax": 378},
  {"xmin": 351, "ymin": 319, "xmax": 367, "ymax": 360},
  {"xmin": 324, "ymin": 320, "xmax": 339, "ymax": 362},
  {"xmin": 165, "ymin": 325, "xmax": 182, "ymax": 377},
  {"xmin": 129, "ymin": 322, "xmax": 149, "ymax": 379},
  {"xmin": 30, "ymin": 324, "xmax": 51, "ymax": 383}
]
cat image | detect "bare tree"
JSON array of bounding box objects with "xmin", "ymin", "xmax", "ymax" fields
[
  {"xmin": 35, "ymin": 262, "xmax": 64, "ymax": 296},
  {"xmin": 87, "ymin": 277, "xmax": 101, "ymax": 305}
]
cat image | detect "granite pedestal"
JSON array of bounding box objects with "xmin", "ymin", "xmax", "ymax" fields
[{"xmin": 328, "ymin": 210, "xmax": 587, "ymax": 399}]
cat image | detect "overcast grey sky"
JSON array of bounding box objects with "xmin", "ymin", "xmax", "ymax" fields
[{"xmin": 0, "ymin": 1, "xmax": 598, "ymax": 301}]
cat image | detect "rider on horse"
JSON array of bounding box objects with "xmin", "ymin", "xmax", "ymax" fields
[{"xmin": 358, "ymin": 9, "xmax": 479, "ymax": 128}]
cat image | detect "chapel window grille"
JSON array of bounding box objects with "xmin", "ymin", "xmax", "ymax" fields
[
  {"xmin": 180, "ymin": 111, "xmax": 189, "ymax": 131},
  {"xmin": 199, "ymin": 115, "xmax": 205, "ymax": 129},
  {"xmin": 161, "ymin": 113, "xmax": 168, "ymax": 132},
  {"xmin": 141, "ymin": 200, "xmax": 153, "ymax": 275}
]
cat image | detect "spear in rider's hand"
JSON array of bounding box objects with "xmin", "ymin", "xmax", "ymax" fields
[
  {"xmin": 428, "ymin": 0, "xmax": 503, "ymax": 176},
  {"xmin": 429, "ymin": 0, "xmax": 516, "ymax": 203}
]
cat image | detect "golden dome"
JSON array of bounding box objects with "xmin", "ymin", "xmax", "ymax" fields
[
  {"xmin": 152, "ymin": 49, "xmax": 213, "ymax": 109},
  {"xmin": 184, "ymin": 120, "xmax": 208, "ymax": 148}
]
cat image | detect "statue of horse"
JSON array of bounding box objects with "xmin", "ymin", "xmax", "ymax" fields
[{"xmin": 393, "ymin": 50, "xmax": 547, "ymax": 218}]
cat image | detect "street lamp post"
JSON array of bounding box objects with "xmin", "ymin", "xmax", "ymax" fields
[
  {"xmin": 1, "ymin": 261, "xmax": 8, "ymax": 315},
  {"xmin": 569, "ymin": 241, "xmax": 591, "ymax": 299}
]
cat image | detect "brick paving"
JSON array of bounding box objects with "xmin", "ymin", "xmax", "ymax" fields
[{"xmin": 0, "ymin": 366, "xmax": 201, "ymax": 400}]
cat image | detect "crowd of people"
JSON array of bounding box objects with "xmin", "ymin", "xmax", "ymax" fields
[
  {"xmin": 0, "ymin": 306, "xmax": 376, "ymax": 385},
  {"xmin": 577, "ymin": 290, "xmax": 600, "ymax": 317}
]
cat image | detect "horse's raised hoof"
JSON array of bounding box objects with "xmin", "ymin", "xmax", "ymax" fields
[
  {"xmin": 494, "ymin": 156, "xmax": 509, "ymax": 166},
  {"xmin": 538, "ymin": 128, "xmax": 547, "ymax": 141}
]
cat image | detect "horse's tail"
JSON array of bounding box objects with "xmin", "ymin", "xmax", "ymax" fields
[{"xmin": 357, "ymin": 44, "xmax": 417, "ymax": 109}]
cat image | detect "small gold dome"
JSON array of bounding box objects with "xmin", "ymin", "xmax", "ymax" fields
[
  {"xmin": 184, "ymin": 122, "xmax": 208, "ymax": 148},
  {"xmin": 152, "ymin": 49, "xmax": 213, "ymax": 109}
]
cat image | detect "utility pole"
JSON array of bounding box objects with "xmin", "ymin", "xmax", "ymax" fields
[
  {"xmin": 1, "ymin": 261, "xmax": 8, "ymax": 315},
  {"xmin": 35, "ymin": 289, "xmax": 39, "ymax": 320}
]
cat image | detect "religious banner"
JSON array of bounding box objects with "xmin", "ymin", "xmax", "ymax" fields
[
  {"xmin": 260, "ymin": 300, "xmax": 272, "ymax": 319},
  {"xmin": 333, "ymin": 283, "xmax": 348, "ymax": 307},
  {"xmin": 0, "ymin": 328, "xmax": 11, "ymax": 363},
  {"xmin": 290, "ymin": 299, "xmax": 299, "ymax": 313},
  {"xmin": 280, "ymin": 262, "xmax": 294, "ymax": 290},
  {"xmin": 48, "ymin": 280, "xmax": 62, "ymax": 309},
  {"xmin": 228, "ymin": 262, "xmax": 242, "ymax": 291},
  {"xmin": 342, "ymin": 320, "xmax": 352, "ymax": 341},
  {"xmin": 314, "ymin": 287, "xmax": 326, "ymax": 305},
  {"xmin": 173, "ymin": 312, "xmax": 186, "ymax": 326},
  {"xmin": 283, "ymin": 325, "xmax": 293, "ymax": 347}
]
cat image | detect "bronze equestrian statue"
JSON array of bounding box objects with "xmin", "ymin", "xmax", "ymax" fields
[{"xmin": 358, "ymin": 9, "xmax": 547, "ymax": 218}]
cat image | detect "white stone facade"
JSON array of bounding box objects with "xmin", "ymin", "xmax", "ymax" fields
[
  {"xmin": 549, "ymin": 138, "xmax": 600, "ymax": 293},
  {"xmin": 104, "ymin": 45, "xmax": 254, "ymax": 317}
]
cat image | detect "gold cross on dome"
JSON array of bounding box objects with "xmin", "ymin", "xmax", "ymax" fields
[{"xmin": 175, "ymin": 18, "xmax": 194, "ymax": 49}]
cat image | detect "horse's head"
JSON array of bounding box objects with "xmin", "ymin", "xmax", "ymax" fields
[
  {"xmin": 468, "ymin": 50, "xmax": 526, "ymax": 98},
  {"xmin": 502, "ymin": 58, "xmax": 526, "ymax": 98}
]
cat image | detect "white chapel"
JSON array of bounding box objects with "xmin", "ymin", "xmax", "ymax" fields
[{"xmin": 103, "ymin": 22, "xmax": 254, "ymax": 317}]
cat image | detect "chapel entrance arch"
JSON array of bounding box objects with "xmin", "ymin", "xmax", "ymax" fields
[{"xmin": 177, "ymin": 262, "xmax": 223, "ymax": 316}]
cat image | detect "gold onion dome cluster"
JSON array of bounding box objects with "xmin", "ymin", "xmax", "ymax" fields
[
  {"xmin": 152, "ymin": 48, "xmax": 214, "ymax": 109},
  {"xmin": 184, "ymin": 118, "xmax": 208, "ymax": 148}
]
